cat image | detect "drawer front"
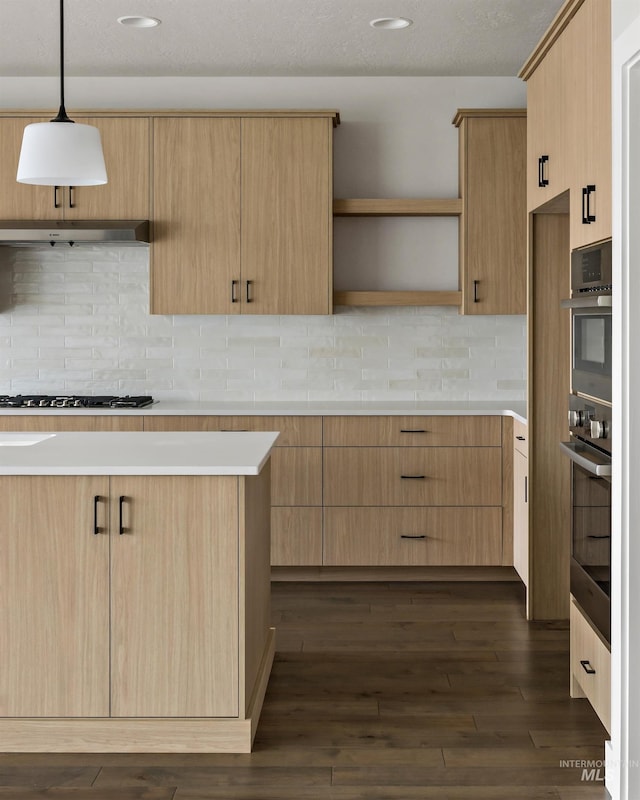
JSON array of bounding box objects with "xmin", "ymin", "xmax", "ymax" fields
[
  {"xmin": 324, "ymin": 447, "xmax": 502, "ymax": 506},
  {"xmin": 143, "ymin": 415, "xmax": 322, "ymax": 446},
  {"xmin": 271, "ymin": 507, "xmax": 323, "ymax": 566},
  {"xmin": 324, "ymin": 507, "xmax": 502, "ymax": 566},
  {"xmin": 271, "ymin": 447, "xmax": 322, "ymax": 506},
  {"xmin": 570, "ymin": 598, "xmax": 611, "ymax": 733},
  {"xmin": 513, "ymin": 418, "xmax": 528, "ymax": 458},
  {"xmin": 0, "ymin": 416, "xmax": 143, "ymax": 432},
  {"xmin": 323, "ymin": 415, "xmax": 502, "ymax": 447}
]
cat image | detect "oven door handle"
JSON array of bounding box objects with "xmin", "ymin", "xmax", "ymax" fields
[
  {"xmin": 560, "ymin": 296, "xmax": 612, "ymax": 309},
  {"xmin": 559, "ymin": 441, "xmax": 612, "ymax": 477}
]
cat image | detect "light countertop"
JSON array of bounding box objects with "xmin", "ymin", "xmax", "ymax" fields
[
  {"xmin": 0, "ymin": 431, "xmax": 279, "ymax": 476},
  {"xmin": 0, "ymin": 400, "xmax": 527, "ymax": 424}
]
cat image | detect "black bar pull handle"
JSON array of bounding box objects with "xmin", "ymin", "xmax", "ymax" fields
[
  {"xmin": 586, "ymin": 184, "xmax": 596, "ymax": 223},
  {"xmin": 473, "ymin": 279, "xmax": 479, "ymax": 303},
  {"xmin": 524, "ymin": 476, "xmax": 528, "ymax": 504},
  {"xmin": 93, "ymin": 495, "xmax": 102, "ymax": 535},
  {"xmin": 538, "ymin": 155, "xmax": 549, "ymax": 187},
  {"xmin": 582, "ymin": 185, "xmax": 596, "ymax": 224},
  {"xmin": 401, "ymin": 474, "xmax": 426, "ymax": 480},
  {"xmin": 588, "ymin": 534, "xmax": 611, "ymax": 539},
  {"xmin": 400, "ymin": 429, "xmax": 426, "ymax": 434},
  {"xmin": 516, "ymin": 435, "xmax": 526, "ymax": 441},
  {"xmin": 400, "ymin": 534, "xmax": 427, "ymax": 540},
  {"xmin": 68, "ymin": 185, "xmax": 75, "ymax": 209},
  {"xmin": 580, "ymin": 659, "xmax": 596, "ymax": 675},
  {"xmin": 119, "ymin": 495, "xmax": 127, "ymax": 535},
  {"xmin": 231, "ymin": 279, "xmax": 239, "ymax": 303},
  {"xmin": 54, "ymin": 185, "xmax": 61, "ymax": 208},
  {"xmin": 246, "ymin": 280, "xmax": 253, "ymax": 303}
]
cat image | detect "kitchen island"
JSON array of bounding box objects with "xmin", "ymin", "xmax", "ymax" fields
[{"xmin": 0, "ymin": 431, "xmax": 278, "ymax": 753}]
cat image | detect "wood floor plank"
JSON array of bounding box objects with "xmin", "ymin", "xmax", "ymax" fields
[
  {"xmin": 173, "ymin": 787, "xmax": 563, "ymax": 800},
  {"xmin": 93, "ymin": 766, "xmax": 331, "ymax": 789},
  {"xmin": 530, "ymin": 729, "xmax": 609, "ymax": 747},
  {"xmin": 331, "ymin": 765, "xmax": 602, "ymax": 787},
  {"xmin": 442, "ymin": 746, "xmax": 605, "ymax": 768},
  {"xmin": 0, "ymin": 790, "xmax": 175, "ymax": 800},
  {"xmin": 0, "ymin": 768, "xmax": 100, "ymax": 788}
]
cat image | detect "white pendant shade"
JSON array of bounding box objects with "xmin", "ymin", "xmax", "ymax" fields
[{"xmin": 16, "ymin": 121, "xmax": 107, "ymax": 186}]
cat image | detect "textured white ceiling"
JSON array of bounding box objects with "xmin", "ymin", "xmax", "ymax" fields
[{"xmin": 1, "ymin": 0, "xmax": 564, "ymax": 78}]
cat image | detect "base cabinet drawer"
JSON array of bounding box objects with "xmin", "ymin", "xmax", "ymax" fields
[
  {"xmin": 324, "ymin": 415, "xmax": 501, "ymax": 447},
  {"xmin": 570, "ymin": 597, "xmax": 611, "ymax": 733},
  {"xmin": 143, "ymin": 415, "xmax": 322, "ymax": 446},
  {"xmin": 324, "ymin": 447, "xmax": 502, "ymax": 506},
  {"xmin": 271, "ymin": 507, "xmax": 322, "ymax": 566},
  {"xmin": 0, "ymin": 416, "xmax": 143, "ymax": 432},
  {"xmin": 324, "ymin": 507, "xmax": 502, "ymax": 566}
]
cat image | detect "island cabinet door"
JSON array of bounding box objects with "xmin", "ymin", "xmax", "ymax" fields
[
  {"xmin": 109, "ymin": 476, "xmax": 239, "ymax": 718},
  {"xmin": 0, "ymin": 476, "xmax": 110, "ymax": 717}
]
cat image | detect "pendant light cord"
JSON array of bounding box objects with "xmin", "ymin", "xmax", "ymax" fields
[{"xmin": 51, "ymin": 0, "xmax": 73, "ymax": 123}]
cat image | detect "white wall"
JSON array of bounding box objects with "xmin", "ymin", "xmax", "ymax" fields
[
  {"xmin": 613, "ymin": 0, "xmax": 640, "ymax": 38},
  {"xmin": 609, "ymin": 7, "xmax": 640, "ymax": 798},
  {"xmin": 0, "ymin": 76, "xmax": 526, "ymax": 401}
]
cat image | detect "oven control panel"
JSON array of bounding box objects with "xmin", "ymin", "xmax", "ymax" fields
[{"xmin": 568, "ymin": 394, "xmax": 611, "ymax": 454}]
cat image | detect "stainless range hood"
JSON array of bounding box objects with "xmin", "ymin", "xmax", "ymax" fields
[{"xmin": 0, "ymin": 220, "xmax": 150, "ymax": 246}]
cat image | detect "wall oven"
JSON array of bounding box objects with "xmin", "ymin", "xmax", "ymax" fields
[
  {"xmin": 561, "ymin": 240, "xmax": 612, "ymax": 402},
  {"xmin": 560, "ymin": 240, "xmax": 612, "ymax": 644},
  {"xmin": 561, "ymin": 395, "xmax": 612, "ymax": 644}
]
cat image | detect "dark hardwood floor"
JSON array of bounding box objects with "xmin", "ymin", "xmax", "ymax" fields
[{"xmin": 0, "ymin": 581, "xmax": 610, "ymax": 799}]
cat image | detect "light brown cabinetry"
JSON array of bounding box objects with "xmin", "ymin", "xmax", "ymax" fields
[
  {"xmin": 0, "ymin": 468, "xmax": 273, "ymax": 752},
  {"xmin": 0, "ymin": 476, "xmax": 110, "ymax": 717},
  {"xmin": 324, "ymin": 507, "xmax": 502, "ymax": 567},
  {"xmin": 323, "ymin": 447, "xmax": 502, "ymax": 507},
  {"xmin": 513, "ymin": 419, "xmax": 529, "ymax": 592},
  {"xmin": 144, "ymin": 415, "xmax": 323, "ymax": 566},
  {"xmin": 521, "ymin": 0, "xmax": 611, "ymax": 248},
  {"xmin": 564, "ymin": 0, "xmax": 611, "ymax": 248},
  {"xmin": 0, "ymin": 116, "xmax": 150, "ymax": 220},
  {"xmin": 0, "ymin": 116, "xmax": 55, "ymax": 219},
  {"xmin": 151, "ymin": 115, "xmax": 334, "ymax": 315},
  {"xmin": 570, "ymin": 596, "xmax": 611, "ymax": 732},
  {"xmin": 454, "ymin": 110, "xmax": 527, "ymax": 315},
  {"xmin": 0, "ymin": 416, "xmax": 143, "ymax": 432},
  {"xmin": 526, "ymin": 41, "xmax": 567, "ymax": 210},
  {"xmin": 323, "ymin": 415, "xmax": 504, "ymax": 567},
  {"xmin": 151, "ymin": 118, "xmax": 240, "ymax": 315}
]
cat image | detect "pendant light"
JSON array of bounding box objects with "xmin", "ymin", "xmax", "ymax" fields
[{"xmin": 16, "ymin": 0, "xmax": 107, "ymax": 186}]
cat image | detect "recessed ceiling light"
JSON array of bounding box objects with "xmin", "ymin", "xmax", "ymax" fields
[
  {"xmin": 117, "ymin": 15, "xmax": 161, "ymax": 28},
  {"xmin": 369, "ymin": 17, "xmax": 413, "ymax": 30}
]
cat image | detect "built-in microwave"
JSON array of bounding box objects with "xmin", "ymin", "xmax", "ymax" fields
[{"xmin": 561, "ymin": 240, "xmax": 612, "ymax": 403}]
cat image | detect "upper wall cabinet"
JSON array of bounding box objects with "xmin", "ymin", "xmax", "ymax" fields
[
  {"xmin": 151, "ymin": 117, "xmax": 241, "ymax": 315},
  {"xmin": 65, "ymin": 118, "xmax": 150, "ymax": 221},
  {"xmin": 525, "ymin": 39, "xmax": 567, "ymax": 210},
  {"xmin": 151, "ymin": 114, "xmax": 336, "ymax": 315},
  {"xmin": 0, "ymin": 116, "xmax": 150, "ymax": 221},
  {"xmin": 520, "ymin": 0, "xmax": 611, "ymax": 248},
  {"xmin": 564, "ymin": 0, "xmax": 611, "ymax": 248},
  {"xmin": 0, "ymin": 117, "xmax": 55, "ymax": 219},
  {"xmin": 454, "ymin": 109, "xmax": 527, "ymax": 315}
]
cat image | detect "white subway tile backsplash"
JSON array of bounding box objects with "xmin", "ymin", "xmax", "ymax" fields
[{"xmin": 0, "ymin": 247, "xmax": 526, "ymax": 402}]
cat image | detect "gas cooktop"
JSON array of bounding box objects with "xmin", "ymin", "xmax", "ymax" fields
[{"xmin": 0, "ymin": 395, "xmax": 155, "ymax": 409}]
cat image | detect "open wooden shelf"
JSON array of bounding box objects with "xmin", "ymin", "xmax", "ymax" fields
[
  {"xmin": 333, "ymin": 198, "xmax": 462, "ymax": 217},
  {"xmin": 333, "ymin": 290, "xmax": 462, "ymax": 308}
]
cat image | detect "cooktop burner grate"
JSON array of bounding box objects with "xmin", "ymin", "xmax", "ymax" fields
[{"xmin": 0, "ymin": 395, "xmax": 155, "ymax": 409}]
